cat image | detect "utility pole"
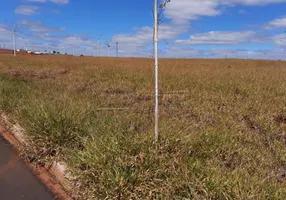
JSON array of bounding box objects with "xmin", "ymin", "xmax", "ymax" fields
[
  {"xmin": 116, "ymin": 42, "xmax": 119, "ymax": 57},
  {"xmin": 105, "ymin": 41, "xmax": 110, "ymax": 57},
  {"xmin": 97, "ymin": 40, "xmax": 100, "ymax": 56},
  {"xmin": 13, "ymin": 25, "xmax": 18, "ymax": 57},
  {"xmin": 97, "ymin": 33, "xmax": 104, "ymax": 57}
]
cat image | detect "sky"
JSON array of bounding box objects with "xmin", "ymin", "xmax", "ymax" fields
[{"xmin": 1, "ymin": 0, "xmax": 286, "ymax": 59}]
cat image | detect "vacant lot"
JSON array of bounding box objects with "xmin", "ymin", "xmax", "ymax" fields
[{"xmin": 0, "ymin": 55, "xmax": 285, "ymax": 199}]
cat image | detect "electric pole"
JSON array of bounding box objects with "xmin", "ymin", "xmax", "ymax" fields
[
  {"xmin": 13, "ymin": 25, "xmax": 18, "ymax": 57},
  {"xmin": 105, "ymin": 41, "xmax": 110, "ymax": 57},
  {"xmin": 97, "ymin": 40, "xmax": 100, "ymax": 56},
  {"xmin": 116, "ymin": 42, "xmax": 119, "ymax": 57},
  {"xmin": 97, "ymin": 33, "xmax": 104, "ymax": 57}
]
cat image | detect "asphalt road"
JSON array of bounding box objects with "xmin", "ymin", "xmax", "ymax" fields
[{"xmin": 0, "ymin": 136, "xmax": 55, "ymax": 200}]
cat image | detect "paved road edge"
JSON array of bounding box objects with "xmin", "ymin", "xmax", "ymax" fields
[{"xmin": 0, "ymin": 114, "xmax": 73, "ymax": 200}]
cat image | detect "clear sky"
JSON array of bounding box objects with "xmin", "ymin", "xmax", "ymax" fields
[{"xmin": 1, "ymin": 0, "xmax": 286, "ymax": 59}]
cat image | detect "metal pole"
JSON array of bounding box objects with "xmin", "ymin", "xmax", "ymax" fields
[
  {"xmin": 97, "ymin": 33, "xmax": 103, "ymax": 57},
  {"xmin": 154, "ymin": 0, "xmax": 159, "ymax": 143},
  {"xmin": 13, "ymin": 25, "xmax": 17, "ymax": 57},
  {"xmin": 13, "ymin": 32, "xmax": 16, "ymax": 56},
  {"xmin": 166, "ymin": 42, "xmax": 168, "ymax": 58},
  {"xmin": 116, "ymin": 42, "xmax": 118, "ymax": 57},
  {"xmin": 97, "ymin": 39, "xmax": 100, "ymax": 56}
]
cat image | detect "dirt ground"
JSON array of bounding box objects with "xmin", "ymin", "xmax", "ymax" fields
[{"xmin": 0, "ymin": 49, "xmax": 28, "ymax": 55}]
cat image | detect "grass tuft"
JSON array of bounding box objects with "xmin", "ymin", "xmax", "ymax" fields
[{"xmin": 0, "ymin": 55, "xmax": 286, "ymax": 199}]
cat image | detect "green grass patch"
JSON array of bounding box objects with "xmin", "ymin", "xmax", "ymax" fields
[{"xmin": 0, "ymin": 56, "xmax": 285, "ymax": 199}]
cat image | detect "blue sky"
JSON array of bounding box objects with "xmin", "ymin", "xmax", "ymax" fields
[{"xmin": 1, "ymin": 0, "xmax": 286, "ymax": 59}]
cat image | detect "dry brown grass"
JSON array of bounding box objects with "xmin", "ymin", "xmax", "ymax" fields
[{"xmin": 0, "ymin": 55, "xmax": 286, "ymax": 199}]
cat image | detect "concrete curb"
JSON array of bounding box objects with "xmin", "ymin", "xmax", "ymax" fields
[{"xmin": 0, "ymin": 113, "xmax": 73, "ymax": 200}]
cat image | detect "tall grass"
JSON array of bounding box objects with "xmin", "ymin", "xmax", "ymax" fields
[{"xmin": 0, "ymin": 55, "xmax": 286, "ymax": 199}]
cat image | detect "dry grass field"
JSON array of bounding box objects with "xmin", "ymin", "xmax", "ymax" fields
[{"xmin": 0, "ymin": 55, "xmax": 286, "ymax": 199}]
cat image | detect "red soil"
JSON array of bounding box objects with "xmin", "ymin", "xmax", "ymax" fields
[{"xmin": 0, "ymin": 49, "xmax": 28, "ymax": 55}]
